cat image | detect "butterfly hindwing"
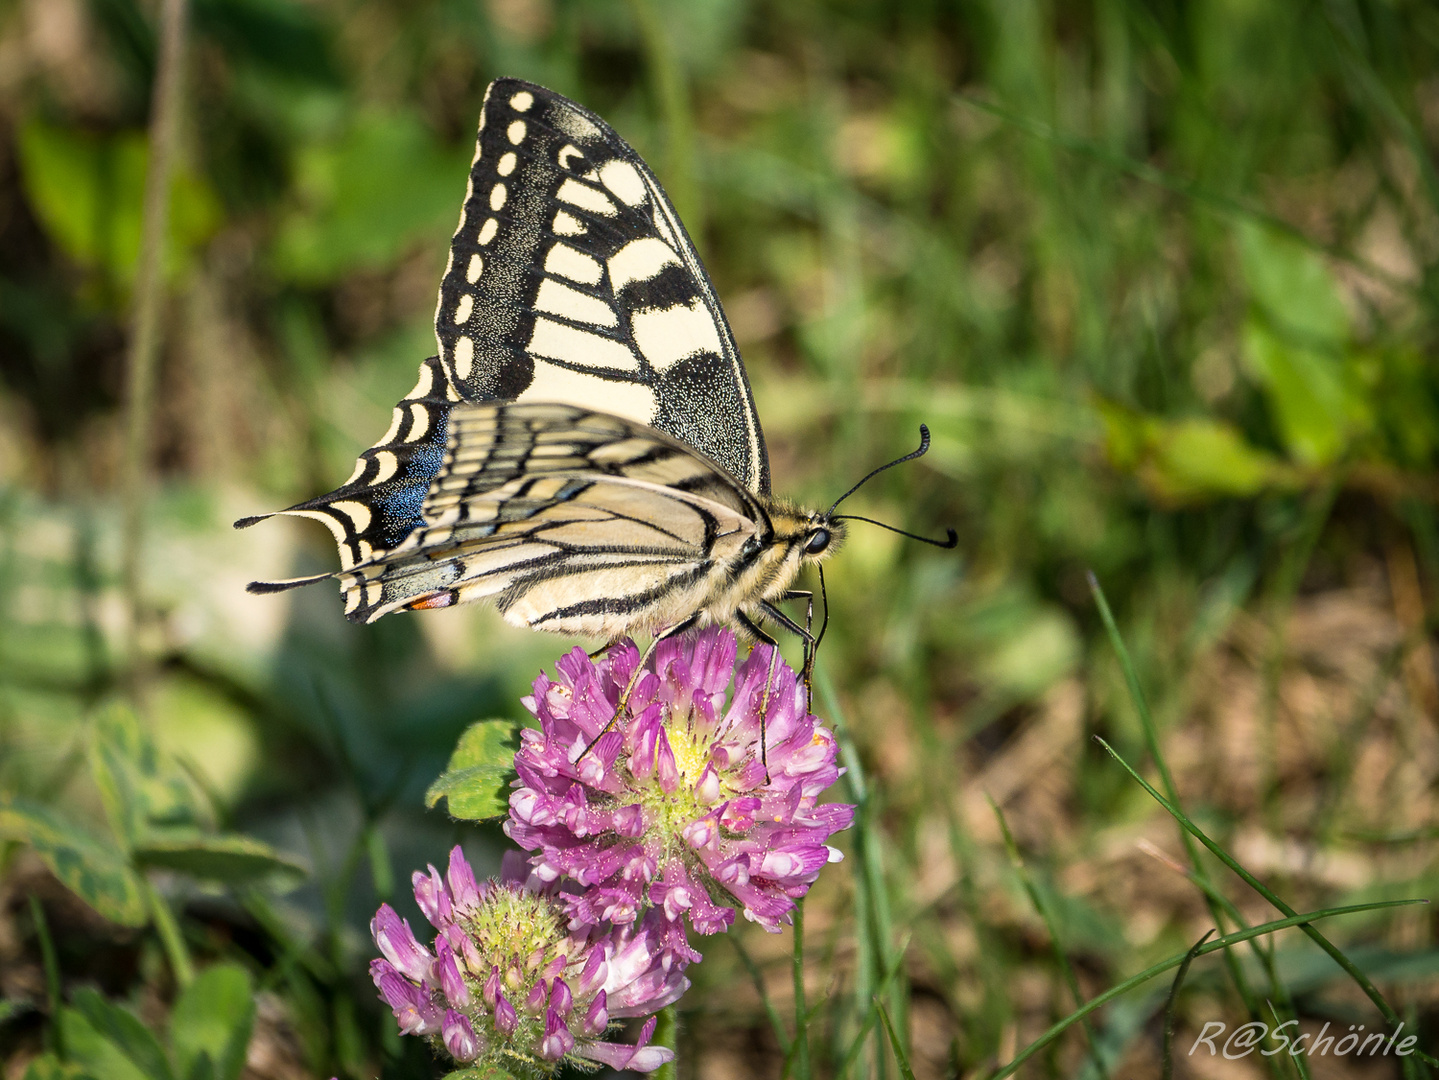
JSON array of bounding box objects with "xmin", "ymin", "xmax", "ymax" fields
[
  {"xmin": 239, "ymin": 355, "xmax": 457, "ymax": 585},
  {"xmin": 337, "ymin": 402, "xmax": 767, "ymax": 630},
  {"xmin": 434, "ymin": 78, "xmax": 771, "ymax": 497}
]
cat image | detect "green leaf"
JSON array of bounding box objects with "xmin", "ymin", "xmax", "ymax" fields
[
  {"xmin": 425, "ymin": 719, "xmax": 523, "ymax": 821},
  {"xmin": 0, "ymin": 998, "xmax": 33, "ymax": 1024},
  {"xmin": 22, "ymin": 1052, "xmax": 89, "ymax": 1080},
  {"xmin": 71, "ymin": 989, "xmax": 175, "ymax": 1080},
  {"xmin": 171, "ymin": 964, "xmax": 255, "ymax": 1080},
  {"xmin": 0, "ymin": 799, "xmax": 147, "ymax": 927},
  {"xmin": 272, "ymin": 110, "xmax": 466, "ymax": 284},
  {"xmin": 1146, "ymin": 416, "xmax": 1291, "ymax": 499},
  {"xmin": 1236, "ymin": 220, "xmax": 1348, "ymax": 344},
  {"xmin": 134, "ymin": 830, "xmax": 307, "ymax": 883},
  {"xmin": 90, "ymin": 700, "xmax": 203, "ymax": 848},
  {"xmin": 1242, "ymin": 319, "xmax": 1369, "ymax": 466},
  {"xmin": 15, "ymin": 120, "xmax": 222, "ymax": 296},
  {"xmin": 1099, "ymin": 403, "xmax": 1296, "ymax": 502}
]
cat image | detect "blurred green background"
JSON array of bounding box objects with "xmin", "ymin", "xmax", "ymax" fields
[{"xmin": 1, "ymin": 0, "xmax": 1437, "ymax": 1077}]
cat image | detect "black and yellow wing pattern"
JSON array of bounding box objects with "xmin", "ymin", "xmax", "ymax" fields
[
  {"xmin": 340, "ymin": 402, "xmax": 768, "ymax": 632},
  {"xmin": 239, "ymin": 80, "xmax": 842, "ymax": 635}
]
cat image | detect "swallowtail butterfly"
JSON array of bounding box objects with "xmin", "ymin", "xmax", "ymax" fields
[{"xmin": 238, "ymin": 78, "xmax": 952, "ymax": 657}]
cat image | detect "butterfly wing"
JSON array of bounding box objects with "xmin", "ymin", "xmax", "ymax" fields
[
  {"xmin": 241, "ymin": 78, "xmax": 774, "ymax": 619},
  {"xmin": 337, "ymin": 402, "xmax": 771, "ymax": 632},
  {"xmin": 435, "ymin": 77, "xmax": 770, "ymax": 496},
  {"xmin": 236, "ymin": 355, "xmax": 458, "ymax": 582}
]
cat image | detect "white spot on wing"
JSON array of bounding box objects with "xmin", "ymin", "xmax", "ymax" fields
[
  {"xmin": 343, "ymin": 458, "xmax": 367, "ymax": 485},
  {"xmin": 528, "ymin": 317, "xmax": 637, "ymax": 371},
  {"xmin": 558, "ymin": 144, "xmax": 584, "ymax": 170},
  {"xmin": 479, "ymin": 218, "xmax": 498, "ymax": 245},
  {"xmin": 490, "ymin": 183, "xmax": 508, "ymax": 211},
  {"xmin": 608, "ymin": 237, "xmax": 681, "ymax": 291},
  {"xmin": 377, "ymin": 407, "xmax": 405, "ymax": 447},
  {"xmin": 631, "ymin": 300, "xmax": 724, "ymax": 371},
  {"xmin": 510, "ymin": 90, "xmax": 534, "ymax": 112},
  {"xmin": 556, "ymin": 179, "xmax": 616, "ymax": 217},
  {"xmin": 543, "ymin": 242, "xmax": 602, "ymax": 285},
  {"xmin": 507, "ymin": 120, "xmax": 526, "ymax": 144},
  {"xmin": 453, "ymin": 294, "xmax": 474, "ymax": 324},
  {"xmin": 407, "ymin": 402, "xmax": 431, "ymax": 442},
  {"xmin": 553, "ymin": 210, "xmax": 586, "ymax": 236},
  {"xmin": 372, "ymin": 450, "xmax": 399, "ymax": 483},
  {"xmin": 453, "ymin": 336, "xmax": 475, "ymax": 380},
  {"xmin": 598, "ymin": 160, "xmax": 647, "ymax": 206},
  {"xmin": 517, "ymin": 358, "xmax": 658, "ymax": 423},
  {"xmin": 332, "ymin": 500, "xmax": 373, "ymax": 532},
  {"xmin": 535, "ymin": 279, "xmax": 617, "ymax": 327},
  {"xmin": 466, "ymin": 253, "xmax": 483, "ymax": 283},
  {"xmin": 407, "ymin": 361, "xmax": 434, "ymax": 400},
  {"xmin": 498, "ymin": 151, "xmax": 517, "ymax": 176}
]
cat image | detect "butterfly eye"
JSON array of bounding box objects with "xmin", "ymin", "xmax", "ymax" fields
[{"xmin": 804, "ymin": 529, "xmax": 831, "ymax": 556}]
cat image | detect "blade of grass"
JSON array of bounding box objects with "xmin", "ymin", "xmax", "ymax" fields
[
  {"xmin": 985, "ymin": 898, "xmax": 1425, "ymax": 1080},
  {"xmin": 819, "ymin": 666, "xmax": 902, "ymax": 1080},
  {"xmin": 1161, "ymin": 931, "xmax": 1213, "ymax": 1080},
  {"xmin": 875, "ymin": 1001, "xmax": 917, "ymax": 1080},
  {"xmin": 990, "ymin": 798, "xmax": 1110, "ymax": 1080},
  {"xmin": 1093, "ymin": 736, "xmax": 1437, "ymax": 1068},
  {"xmin": 729, "ymin": 934, "xmax": 790, "ymax": 1057},
  {"xmin": 952, "ymin": 93, "xmax": 1411, "ymax": 294},
  {"xmin": 1088, "ymin": 573, "xmax": 1274, "ymax": 1045},
  {"xmin": 29, "ymin": 894, "xmax": 64, "ymax": 1058},
  {"xmin": 836, "ymin": 937, "xmax": 912, "ymax": 1080}
]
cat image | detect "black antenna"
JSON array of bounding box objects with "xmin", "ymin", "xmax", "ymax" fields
[
  {"xmin": 833, "ymin": 516, "xmax": 958, "ymax": 549},
  {"xmin": 814, "ymin": 563, "xmax": 831, "ymax": 656},
  {"xmin": 826, "ymin": 424, "xmax": 935, "ymax": 517}
]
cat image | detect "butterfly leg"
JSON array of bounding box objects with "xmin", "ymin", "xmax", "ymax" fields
[
  {"xmin": 772, "ymin": 590, "xmax": 816, "ymax": 700},
  {"xmin": 736, "ymin": 609, "xmax": 793, "ymax": 785},
  {"xmin": 578, "ymin": 615, "xmax": 700, "ymax": 762}
]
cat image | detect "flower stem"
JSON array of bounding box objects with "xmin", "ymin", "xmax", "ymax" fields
[
  {"xmin": 791, "ymin": 897, "xmax": 811, "ymax": 1080},
  {"xmin": 121, "ymin": 0, "xmax": 189, "ymax": 690},
  {"xmin": 145, "ymin": 878, "xmax": 194, "ymax": 987},
  {"xmin": 652, "ymin": 1005, "xmax": 678, "ymax": 1080}
]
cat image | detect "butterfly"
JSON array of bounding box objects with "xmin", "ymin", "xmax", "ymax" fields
[{"xmin": 238, "ymin": 78, "xmax": 952, "ymax": 670}]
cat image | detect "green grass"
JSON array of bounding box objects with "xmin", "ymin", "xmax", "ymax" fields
[{"xmin": 1, "ymin": 0, "xmax": 1437, "ymax": 1077}]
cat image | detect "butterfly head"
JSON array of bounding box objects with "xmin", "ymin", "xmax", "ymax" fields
[{"xmin": 799, "ymin": 513, "xmax": 845, "ymax": 563}]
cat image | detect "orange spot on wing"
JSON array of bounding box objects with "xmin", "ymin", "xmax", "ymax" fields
[{"xmin": 408, "ymin": 592, "xmax": 455, "ymax": 611}]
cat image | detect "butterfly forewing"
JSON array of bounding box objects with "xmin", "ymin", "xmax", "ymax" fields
[
  {"xmin": 435, "ymin": 78, "xmax": 770, "ymax": 496},
  {"xmin": 338, "ymin": 402, "xmax": 766, "ymax": 630}
]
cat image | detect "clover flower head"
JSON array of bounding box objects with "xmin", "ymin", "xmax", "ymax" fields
[
  {"xmin": 370, "ymin": 847, "xmax": 686, "ymax": 1076},
  {"xmin": 505, "ymin": 627, "xmax": 855, "ymax": 935}
]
